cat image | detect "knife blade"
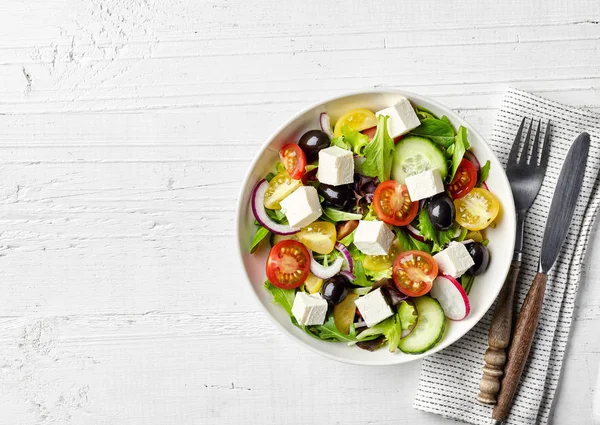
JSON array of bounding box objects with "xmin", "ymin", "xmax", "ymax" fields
[
  {"xmin": 492, "ymin": 131, "xmax": 591, "ymax": 425},
  {"xmin": 539, "ymin": 131, "xmax": 590, "ymax": 273}
]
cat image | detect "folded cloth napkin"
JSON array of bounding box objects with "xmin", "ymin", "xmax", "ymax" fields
[{"xmin": 414, "ymin": 88, "xmax": 600, "ymax": 424}]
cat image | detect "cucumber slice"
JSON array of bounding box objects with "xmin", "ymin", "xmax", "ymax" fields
[
  {"xmin": 392, "ymin": 136, "xmax": 448, "ymax": 183},
  {"xmin": 398, "ymin": 295, "xmax": 446, "ymax": 354}
]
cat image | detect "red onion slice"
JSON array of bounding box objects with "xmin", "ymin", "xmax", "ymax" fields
[
  {"xmin": 405, "ymin": 224, "xmax": 425, "ymax": 242},
  {"xmin": 309, "ymin": 251, "xmax": 344, "ymax": 280},
  {"xmin": 335, "ymin": 242, "xmax": 353, "ymax": 272},
  {"xmin": 464, "ymin": 151, "xmax": 481, "ymax": 173},
  {"xmin": 339, "ymin": 270, "xmax": 356, "ymax": 282},
  {"xmin": 482, "ymin": 181, "xmax": 489, "ymax": 191},
  {"xmin": 320, "ymin": 112, "xmax": 334, "ymax": 139},
  {"xmin": 251, "ymin": 179, "xmax": 300, "ymax": 235}
]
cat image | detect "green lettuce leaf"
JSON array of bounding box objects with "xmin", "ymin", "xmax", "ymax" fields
[
  {"xmin": 363, "ymin": 204, "xmax": 378, "ymax": 221},
  {"xmin": 323, "ymin": 207, "xmax": 363, "ymax": 222},
  {"xmin": 356, "ymin": 310, "xmax": 403, "ymax": 353},
  {"xmin": 410, "ymin": 118, "xmax": 455, "ymax": 148},
  {"xmin": 264, "ymin": 280, "xmax": 296, "ymax": 316},
  {"xmin": 364, "ymin": 267, "xmax": 392, "ymax": 281},
  {"xmin": 398, "ymin": 300, "xmax": 417, "ymax": 330},
  {"xmin": 396, "ymin": 227, "xmax": 433, "ymax": 254},
  {"xmin": 353, "ymin": 259, "xmax": 372, "ymax": 287},
  {"xmin": 250, "ymin": 226, "xmax": 270, "ymax": 253},
  {"xmin": 415, "ymin": 106, "xmax": 439, "ymax": 120},
  {"xmin": 339, "ymin": 229, "xmax": 356, "ymax": 247},
  {"xmin": 330, "ymin": 124, "xmax": 370, "ymax": 156},
  {"xmin": 450, "ymin": 126, "xmax": 470, "ymax": 180},
  {"xmin": 362, "ymin": 115, "xmax": 395, "ymax": 182}
]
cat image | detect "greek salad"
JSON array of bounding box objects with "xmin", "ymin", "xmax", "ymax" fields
[{"xmin": 249, "ymin": 97, "xmax": 500, "ymax": 354}]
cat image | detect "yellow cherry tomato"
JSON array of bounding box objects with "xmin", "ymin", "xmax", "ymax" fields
[
  {"xmin": 303, "ymin": 273, "xmax": 324, "ymax": 294},
  {"xmin": 334, "ymin": 293, "xmax": 360, "ymax": 335},
  {"xmin": 454, "ymin": 188, "xmax": 500, "ymax": 231},
  {"xmin": 297, "ymin": 221, "xmax": 337, "ymax": 254},
  {"xmin": 363, "ymin": 238, "xmax": 403, "ymax": 272},
  {"xmin": 333, "ymin": 108, "xmax": 377, "ymax": 138},
  {"xmin": 263, "ymin": 171, "xmax": 302, "ymax": 210}
]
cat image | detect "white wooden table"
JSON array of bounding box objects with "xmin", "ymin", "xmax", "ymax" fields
[{"xmin": 0, "ymin": 1, "xmax": 599, "ymax": 424}]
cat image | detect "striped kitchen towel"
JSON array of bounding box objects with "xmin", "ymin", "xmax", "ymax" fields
[{"xmin": 414, "ymin": 88, "xmax": 600, "ymax": 424}]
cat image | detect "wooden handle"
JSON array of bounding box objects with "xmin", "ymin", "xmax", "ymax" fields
[
  {"xmin": 478, "ymin": 259, "xmax": 521, "ymax": 404},
  {"xmin": 492, "ymin": 271, "xmax": 548, "ymax": 422}
]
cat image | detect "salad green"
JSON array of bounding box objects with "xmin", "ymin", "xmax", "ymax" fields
[{"xmin": 250, "ymin": 98, "xmax": 501, "ymax": 354}]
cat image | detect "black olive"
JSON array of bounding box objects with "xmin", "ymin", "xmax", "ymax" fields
[
  {"xmin": 465, "ymin": 242, "xmax": 490, "ymax": 276},
  {"xmin": 427, "ymin": 193, "xmax": 455, "ymax": 230},
  {"xmin": 321, "ymin": 274, "xmax": 349, "ymax": 306},
  {"xmin": 298, "ymin": 130, "xmax": 330, "ymax": 162},
  {"xmin": 318, "ymin": 183, "xmax": 355, "ymax": 210}
]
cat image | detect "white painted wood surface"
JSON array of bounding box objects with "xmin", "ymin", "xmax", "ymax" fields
[{"xmin": 0, "ymin": 1, "xmax": 599, "ymax": 423}]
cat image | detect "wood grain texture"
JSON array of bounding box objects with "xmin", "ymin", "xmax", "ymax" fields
[
  {"xmin": 0, "ymin": 0, "xmax": 599, "ymax": 424},
  {"xmin": 494, "ymin": 272, "xmax": 549, "ymax": 422},
  {"xmin": 479, "ymin": 259, "xmax": 521, "ymax": 405}
]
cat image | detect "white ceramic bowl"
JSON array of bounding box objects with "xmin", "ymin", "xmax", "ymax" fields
[{"xmin": 236, "ymin": 89, "xmax": 516, "ymax": 365}]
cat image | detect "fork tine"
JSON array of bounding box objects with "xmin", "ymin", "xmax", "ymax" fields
[
  {"xmin": 530, "ymin": 119, "xmax": 541, "ymax": 165},
  {"xmin": 507, "ymin": 117, "xmax": 526, "ymax": 165},
  {"xmin": 518, "ymin": 118, "xmax": 534, "ymax": 164},
  {"xmin": 541, "ymin": 120, "xmax": 551, "ymax": 168}
]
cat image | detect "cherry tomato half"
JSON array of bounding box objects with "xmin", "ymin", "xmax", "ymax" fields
[
  {"xmin": 449, "ymin": 159, "xmax": 477, "ymax": 199},
  {"xmin": 392, "ymin": 250, "xmax": 438, "ymax": 297},
  {"xmin": 297, "ymin": 221, "xmax": 337, "ymax": 255},
  {"xmin": 266, "ymin": 240, "xmax": 311, "ymax": 289},
  {"xmin": 454, "ymin": 188, "xmax": 500, "ymax": 231},
  {"xmin": 279, "ymin": 144, "xmax": 307, "ymax": 180},
  {"xmin": 373, "ymin": 180, "xmax": 419, "ymax": 226}
]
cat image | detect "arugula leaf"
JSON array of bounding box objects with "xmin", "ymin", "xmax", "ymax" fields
[
  {"xmin": 353, "ymin": 260, "xmax": 372, "ymax": 287},
  {"xmin": 265, "ymin": 172, "xmax": 275, "ymax": 182},
  {"xmin": 410, "ymin": 118, "xmax": 455, "ymax": 148},
  {"xmin": 417, "ymin": 209, "xmax": 455, "ymax": 252},
  {"xmin": 264, "ymin": 281, "xmax": 296, "ymax": 315},
  {"xmin": 362, "ymin": 115, "xmax": 395, "ymax": 182},
  {"xmin": 441, "ymin": 115, "xmax": 452, "ymax": 125},
  {"xmin": 323, "ymin": 207, "xmax": 363, "ymax": 222},
  {"xmin": 305, "ymin": 316, "xmax": 357, "ymax": 342},
  {"xmin": 479, "ymin": 160, "xmax": 491, "ymax": 184},
  {"xmin": 461, "ymin": 274, "xmax": 475, "ymax": 296},
  {"xmin": 396, "ymin": 227, "xmax": 432, "ymax": 254},
  {"xmin": 330, "ymin": 125, "xmax": 370, "ymax": 156},
  {"xmin": 398, "ymin": 301, "xmax": 417, "ymax": 330},
  {"xmin": 250, "ymin": 226, "xmax": 270, "ymax": 253},
  {"xmin": 418, "ymin": 209, "xmax": 438, "ymax": 246},
  {"xmin": 456, "ymin": 226, "xmax": 468, "ymax": 242},
  {"xmin": 266, "ymin": 208, "xmax": 287, "ymax": 224},
  {"xmin": 450, "ymin": 126, "xmax": 470, "ymax": 180}
]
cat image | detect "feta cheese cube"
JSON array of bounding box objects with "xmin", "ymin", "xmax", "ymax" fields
[
  {"xmin": 353, "ymin": 220, "xmax": 394, "ymax": 256},
  {"xmin": 376, "ymin": 97, "xmax": 421, "ymax": 138},
  {"xmin": 354, "ymin": 288, "xmax": 393, "ymax": 327},
  {"xmin": 317, "ymin": 146, "xmax": 354, "ymax": 186},
  {"xmin": 291, "ymin": 292, "xmax": 328, "ymax": 326},
  {"xmin": 433, "ymin": 241, "xmax": 475, "ymax": 278},
  {"xmin": 404, "ymin": 168, "xmax": 445, "ymax": 201},
  {"xmin": 280, "ymin": 186, "xmax": 322, "ymax": 228}
]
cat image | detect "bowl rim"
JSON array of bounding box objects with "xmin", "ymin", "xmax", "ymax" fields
[{"xmin": 235, "ymin": 88, "xmax": 516, "ymax": 366}]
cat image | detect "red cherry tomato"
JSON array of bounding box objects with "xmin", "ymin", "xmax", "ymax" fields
[
  {"xmin": 266, "ymin": 240, "xmax": 311, "ymax": 289},
  {"xmin": 449, "ymin": 159, "xmax": 478, "ymax": 199},
  {"xmin": 372, "ymin": 180, "xmax": 419, "ymax": 226},
  {"xmin": 392, "ymin": 250, "xmax": 438, "ymax": 297},
  {"xmin": 279, "ymin": 144, "xmax": 306, "ymax": 180},
  {"xmin": 362, "ymin": 126, "xmax": 377, "ymax": 141}
]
